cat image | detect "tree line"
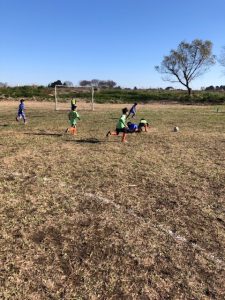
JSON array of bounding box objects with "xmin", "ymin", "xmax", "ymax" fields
[
  {"xmin": 48, "ymin": 79, "xmax": 117, "ymax": 89},
  {"xmin": 1, "ymin": 40, "xmax": 225, "ymax": 95}
]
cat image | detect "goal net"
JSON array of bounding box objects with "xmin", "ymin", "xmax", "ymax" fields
[{"xmin": 54, "ymin": 85, "xmax": 95, "ymax": 111}]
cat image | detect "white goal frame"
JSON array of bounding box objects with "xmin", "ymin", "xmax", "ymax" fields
[{"xmin": 54, "ymin": 85, "xmax": 95, "ymax": 111}]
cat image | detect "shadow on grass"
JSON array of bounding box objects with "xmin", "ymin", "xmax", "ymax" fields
[
  {"xmin": 0, "ymin": 124, "xmax": 9, "ymax": 127},
  {"xmin": 73, "ymin": 138, "xmax": 102, "ymax": 144},
  {"xmin": 65, "ymin": 137, "xmax": 127, "ymax": 144},
  {"xmin": 24, "ymin": 132, "xmax": 63, "ymax": 137}
]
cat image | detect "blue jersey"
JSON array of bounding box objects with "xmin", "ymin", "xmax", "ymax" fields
[
  {"xmin": 130, "ymin": 104, "xmax": 136, "ymax": 114},
  {"xmin": 18, "ymin": 103, "xmax": 25, "ymax": 112},
  {"xmin": 128, "ymin": 123, "xmax": 138, "ymax": 131}
]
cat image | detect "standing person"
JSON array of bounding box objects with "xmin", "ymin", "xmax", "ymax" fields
[
  {"xmin": 16, "ymin": 99, "xmax": 27, "ymax": 124},
  {"xmin": 127, "ymin": 103, "xmax": 138, "ymax": 119},
  {"xmin": 106, "ymin": 108, "xmax": 129, "ymax": 143},
  {"xmin": 65, "ymin": 105, "xmax": 80, "ymax": 135},
  {"xmin": 71, "ymin": 97, "xmax": 77, "ymax": 109}
]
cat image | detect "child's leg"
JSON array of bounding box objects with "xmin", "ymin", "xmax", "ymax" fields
[
  {"xmin": 22, "ymin": 112, "xmax": 26, "ymax": 123},
  {"xmin": 73, "ymin": 126, "xmax": 77, "ymax": 135},
  {"xmin": 121, "ymin": 132, "xmax": 127, "ymax": 142},
  {"xmin": 111, "ymin": 131, "xmax": 119, "ymax": 136},
  {"xmin": 144, "ymin": 124, "xmax": 147, "ymax": 132},
  {"xmin": 16, "ymin": 113, "xmax": 21, "ymax": 121}
]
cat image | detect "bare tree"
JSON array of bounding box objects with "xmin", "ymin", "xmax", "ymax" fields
[
  {"xmin": 155, "ymin": 39, "xmax": 216, "ymax": 95},
  {"xmin": 219, "ymin": 46, "xmax": 225, "ymax": 68}
]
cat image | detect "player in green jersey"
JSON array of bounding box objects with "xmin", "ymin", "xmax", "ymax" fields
[
  {"xmin": 65, "ymin": 105, "xmax": 80, "ymax": 135},
  {"xmin": 106, "ymin": 108, "xmax": 129, "ymax": 142}
]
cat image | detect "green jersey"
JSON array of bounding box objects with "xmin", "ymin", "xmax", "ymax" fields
[
  {"xmin": 116, "ymin": 114, "xmax": 126, "ymax": 129},
  {"xmin": 68, "ymin": 110, "xmax": 80, "ymax": 125},
  {"xmin": 71, "ymin": 98, "xmax": 76, "ymax": 106},
  {"xmin": 140, "ymin": 119, "xmax": 147, "ymax": 124}
]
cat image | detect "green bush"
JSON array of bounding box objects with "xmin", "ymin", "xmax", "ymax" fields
[{"xmin": 0, "ymin": 86, "xmax": 225, "ymax": 104}]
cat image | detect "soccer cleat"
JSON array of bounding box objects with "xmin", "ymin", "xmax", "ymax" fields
[{"xmin": 106, "ymin": 131, "xmax": 111, "ymax": 137}]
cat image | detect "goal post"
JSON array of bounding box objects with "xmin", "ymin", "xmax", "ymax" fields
[{"xmin": 54, "ymin": 85, "xmax": 95, "ymax": 111}]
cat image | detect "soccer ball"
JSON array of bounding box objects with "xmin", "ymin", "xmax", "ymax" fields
[{"xmin": 174, "ymin": 126, "xmax": 179, "ymax": 132}]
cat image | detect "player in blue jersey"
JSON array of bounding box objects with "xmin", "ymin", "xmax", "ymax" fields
[
  {"xmin": 127, "ymin": 121, "xmax": 138, "ymax": 133},
  {"xmin": 127, "ymin": 103, "xmax": 137, "ymax": 119},
  {"xmin": 16, "ymin": 99, "xmax": 27, "ymax": 124}
]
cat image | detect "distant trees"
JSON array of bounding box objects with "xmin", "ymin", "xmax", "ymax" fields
[
  {"xmin": 205, "ymin": 85, "xmax": 225, "ymax": 91},
  {"xmin": 48, "ymin": 80, "xmax": 63, "ymax": 87},
  {"xmin": 63, "ymin": 81, "xmax": 73, "ymax": 87},
  {"xmin": 48, "ymin": 80, "xmax": 75, "ymax": 87},
  {"xmin": 79, "ymin": 79, "xmax": 117, "ymax": 88},
  {"xmin": 165, "ymin": 86, "xmax": 174, "ymax": 91},
  {"xmin": 155, "ymin": 39, "xmax": 216, "ymax": 95},
  {"xmin": 0, "ymin": 82, "xmax": 7, "ymax": 87}
]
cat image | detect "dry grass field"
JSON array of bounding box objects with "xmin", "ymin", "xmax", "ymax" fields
[{"xmin": 0, "ymin": 101, "xmax": 225, "ymax": 299}]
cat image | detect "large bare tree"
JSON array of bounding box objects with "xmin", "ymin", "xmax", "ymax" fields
[
  {"xmin": 155, "ymin": 39, "xmax": 216, "ymax": 95},
  {"xmin": 219, "ymin": 46, "xmax": 225, "ymax": 68}
]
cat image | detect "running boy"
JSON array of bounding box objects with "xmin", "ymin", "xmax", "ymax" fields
[
  {"xmin": 127, "ymin": 103, "xmax": 137, "ymax": 119},
  {"xmin": 138, "ymin": 118, "xmax": 149, "ymax": 132},
  {"xmin": 71, "ymin": 97, "xmax": 77, "ymax": 109},
  {"xmin": 16, "ymin": 99, "xmax": 26, "ymax": 124},
  {"xmin": 106, "ymin": 108, "xmax": 129, "ymax": 142},
  {"xmin": 66, "ymin": 105, "xmax": 80, "ymax": 135}
]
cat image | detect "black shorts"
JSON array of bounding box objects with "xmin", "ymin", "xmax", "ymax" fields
[
  {"xmin": 138, "ymin": 123, "xmax": 148, "ymax": 129},
  {"xmin": 116, "ymin": 128, "xmax": 128, "ymax": 135}
]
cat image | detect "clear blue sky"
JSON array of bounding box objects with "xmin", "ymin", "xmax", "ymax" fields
[{"xmin": 1, "ymin": 0, "xmax": 225, "ymax": 89}]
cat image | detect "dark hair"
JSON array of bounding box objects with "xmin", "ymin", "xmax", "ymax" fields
[
  {"xmin": 20, "ymin": 99, "xmax": 24, "ymax": 103},
  {"xmin": 127, "ymin": 121, "xmax": 131, "ymax": 125},
  {"xmin": 134, "ymin": 102, "xmax": 137, "ymax": 105},
  {"xmin": 122, "ymin": 107, "xmax": 128, "ymax": 114},
  {"xmin": 72, "ymin": 105, "xmax": 77, "ymax": 110}
]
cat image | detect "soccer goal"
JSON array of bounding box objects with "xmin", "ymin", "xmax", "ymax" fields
[{"xmin": 54, "ymin": 85, "xmax": 95, "ymax": 111}]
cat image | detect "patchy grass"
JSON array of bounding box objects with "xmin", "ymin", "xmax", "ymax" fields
[{"xmin": 0, "ymin": 101, "xmax": 225, "ymax": 299}]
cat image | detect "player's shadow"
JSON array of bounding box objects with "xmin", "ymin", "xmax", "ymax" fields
[
  {"xmin": 74, "ymin": 138, "xmax": 102, "ymax": 144},
  {"xmin": 24, "ymin": 132, "xmax": 63, "ymax": 137},
  {"xmin": 0, "ymin": 124, "xmax": 9, "ymax": 127}
]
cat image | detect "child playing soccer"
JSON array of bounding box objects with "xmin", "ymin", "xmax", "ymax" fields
[
  {"xmin": 127, "ymin": 121, "xmax": 138, "ymax": 133},
  {"xmin": 16, "ymin": 99, "xmax": 26, "ymax": 124},
  {"xmin": 65, "ymin": 105, "xmax": 80, "ymax": 135},
  {"xmin": 71, "ymin": 97, "xmax": 77, "ymax": 109},
  {"xmin": 106, "ymin": 108, "xmax": 129, "ymax": 143},
  {"xmin": 138, "ymin": 118, "xmax": 149, "ymax": 132},
  {"xmin": 127, "ymin": 103, "xmax": 137, "ymax": 119}
]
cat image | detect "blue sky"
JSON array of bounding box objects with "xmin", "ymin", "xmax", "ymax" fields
[{"xmin": 1, "ymin": 0, "xmax": 225, "ymax": 88}]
